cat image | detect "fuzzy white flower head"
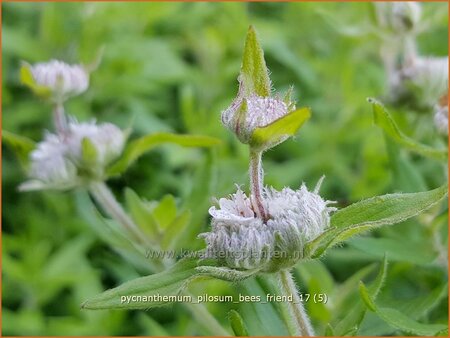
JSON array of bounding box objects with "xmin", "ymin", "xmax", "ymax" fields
[
  {"xmin": 27, "ymin": 59, "xmax": 89, "ymax": 102},
  {"xmin": 200, "ymin": 178, "xmax": 336, "ymax": 271},
  {"xmin": 20, "ymin": 119, "xmax": 126, "ymax": 191},
  {"xmin": 19, "ymin": 133, "xmax": 78, "ymax": 191},
  {"xmin": 65, "ymin": 118, "xmax": 126, "ymax": 168}
]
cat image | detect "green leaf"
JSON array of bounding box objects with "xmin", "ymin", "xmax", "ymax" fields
[
  {"xmin": 241, "ymin": 25, "xmax": 271, "ymax": 97},
  {"xmin": 384, "ymin": 135, "xmax": 426, "ymax": 192},
  {"xmin": 359, "ymin": 282, "xmax": 447, "ymax": 336},
  {"xmin": 348, "ymin": 237, "xmax": 437, "ymax": 265},
  {"xmin": 367, "ymin": 255, "xmax": 388, "ymax": 297},
  {"xmin": 239, "ymin": 277, "xmax": 289, "ymax": 336},
  {"xmin": 369, "ymin": 98, "xmax": 447, "ymax": 160},
  {"xmin": 385, "ymin": 283, "xmax": 448, "ymax": 321},
  {"xmin": 331, "ymin": 184, "xmax": 448, "ymax": 229},
  {"xmin": 124, "ymin": 188, "xmax": 159, "ymax": 240},
  {"xmin": 161, "ymin": 209, "xmax": 191, "ymax": 250},
  {"xmin": 305, "ymin": 185, "xmax": 447, "ymax": 259},
  {"xmin": 74, "ymin": 190, "xmax": 158, "ymax": 273},
  {"xmin": 324, "ymin": 324, "xmax": 335, "ymax": 336},
  {"xmin": 250, "ymin": 107, "xmax": 311, "ymax": 151},
  {"xmin": 334, "ymin": 257, "xmax": 387, "ymax": 336},
  {"xmin": 195, "ymin": 265, "xmax": 260, "ymax": 282},
  {"xmin": 107, "ymin": 132, "xmax": 222, "ymax": 176},
  {"xmin": 333, "ymin": 263, "xmax": 377, "ymax": 311},
  {"xmin": 153, "ymin": 194, "xmax": 177, "ymax": 229},
  {"xmin": 229, "ymin": 310, "xmax": 249, "ymax": 336},
  {"xmin": 81, "ymin": 257, "xmax": 202, "ymax": 310},
  {"xmin": 2, "ymin": 130, "xmax": 36, "ymax": 169},
  {"xmin": 303, "ymin": 226, "xmax": 339, "ymax": 259},
  {"xmin": 20, "ymin": 62, "xmax": 52, "ymax": 98},
  {"xmin": 81, "ymin": 137, "xmax": 98, "ymax": 166}
]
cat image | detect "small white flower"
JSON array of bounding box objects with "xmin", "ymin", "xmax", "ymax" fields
[
  {"xmin": 200, "ymin": 178, "xmax": 336, "ymax": 270},
  {"xmin": 20, "ymin": 118, "xmax": 126, "ymax": 191},
  {"xmin": 28, "ymin": 59, "xmax": 89, "ymax": 102},
  {"xmin": 19, "ymin": 133, "xmax": 78, "ymax": 191},
  {"xmin": 65, "ymin": 118, "xmax": 126, "ymax": 167}
]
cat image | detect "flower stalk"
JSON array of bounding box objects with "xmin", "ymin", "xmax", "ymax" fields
[
  {"xmin": 278, "ymin": 269, "xmax": 315, "ymax": 336},
  {"xmin": 249, "ymin": 149, "xmax": 268, "ymax": 222},
  {"xmin": 53, "ymin": 102, "xmax": 67, "ymax": 134},
  {"xmin": 89, "ymin": 181, "xmax": 147, "ymax": 245}
]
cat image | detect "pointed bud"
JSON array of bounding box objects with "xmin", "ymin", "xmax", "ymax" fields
[{"xmin": 222, "ymin": 26, "xmax": 310, "ymax": 151}]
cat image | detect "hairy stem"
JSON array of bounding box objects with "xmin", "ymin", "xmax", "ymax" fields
[
  {"xmin": 249, "ymin": 149, "xmax": 268, "ymax": 221},
  {"xmin": 89, "ymin": 181, "xmax": 147, "ymax": 245},
  {"xmin": 53, "ymin": 102, "xmax": 67, "ymax": 133},
  {"xmin": 278, "ymin": 269, "xmax": 315, "ymax": 336}
]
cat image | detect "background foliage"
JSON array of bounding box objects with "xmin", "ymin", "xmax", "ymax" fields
[{"xmin": 2, "ymin": 1, "xmax": 448, "ymax": 336}]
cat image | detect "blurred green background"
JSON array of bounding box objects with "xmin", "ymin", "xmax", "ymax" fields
[{"xmin": 2, "ymin": 1, "xmax": 448, "ymax": 336}]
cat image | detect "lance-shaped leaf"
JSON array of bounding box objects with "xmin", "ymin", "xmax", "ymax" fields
[
  {"xmin": 107, "ymin": 132, "xmax": 222, "ymax": 176},
  {"xmin": 369, "ymin": 98, "xmax": 447, "ymax": 160},
  {"xmin": 124, "ymin": 188, "xmax": 160, "ymax": 240},
  {"xmin": 304, "ymin": 184, "xmax": 448, "ymax": 259},
  {"xmin": 250, "ymin": 107, "xmax": 311, "ymax": 151},
  {"xmin": 359, "ymin": 282, "xmax": 448, "ymax": 336},
  {"xmin": 2, "ymin": 130, "xmax": 35, "ymax": 170},
  {"xmin": 81, "ymin": 256, "xmax": 257, "ymax": 310},
  {"xmin": 331, "ymin": 184, "xmax": 447, "ymax": 229},
  {"xmin": 81, "ymin": 257, "xmax": 203, "ymax": 310},
  {"xmin": 241, "ymin": 25, "xmax": 272, "ymax": 97},
  {"xmin": 334, "ymin": 256, "xmax": 388, "ymax": 336},
  {"xmin": 229, "ymin": 309, "xmax": 249, "ymax": 336}
]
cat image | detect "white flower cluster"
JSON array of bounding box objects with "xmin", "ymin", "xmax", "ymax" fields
[
  {"xmin": 65, "ymin": 119, "xmax": 126, "ymax": 167},
  {"xmin": 222, "ymin": 95, "xmax": 291, "ymax": 138},
  {"xmin": 200, "ymin": 178, "xmax": 336, "ymax": 270},
  {"xmin": 20, "ymin": 119, "xmax": 125, "ymax": 191},
  {"xmin": 29, "ymin": 59, "xmax": 89, "ymax": 102}
]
